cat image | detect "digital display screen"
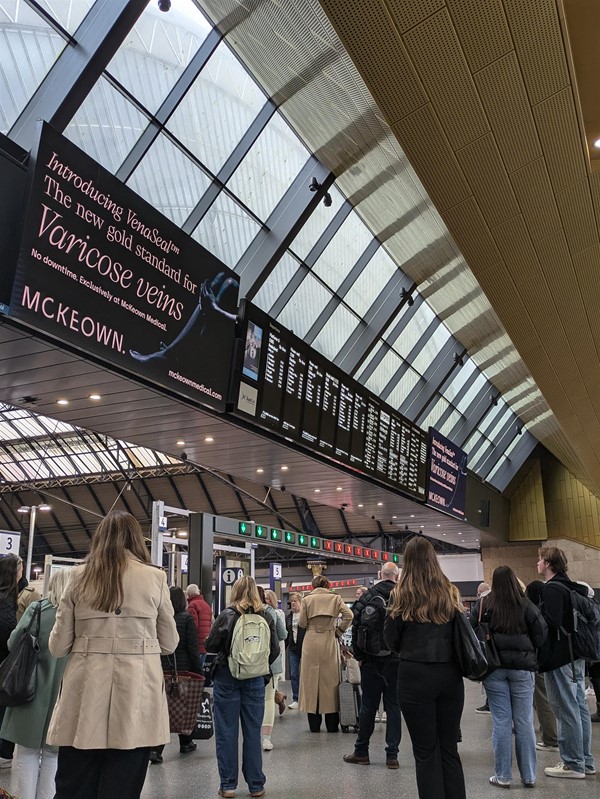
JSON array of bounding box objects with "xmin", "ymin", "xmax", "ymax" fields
[
  {"xmin": 233, "ymin": 303, "xmax": 428, "ymax": 501},
  {"xmin": 426, "ymin": 428, "xmax": 468, "ymax": 520}
]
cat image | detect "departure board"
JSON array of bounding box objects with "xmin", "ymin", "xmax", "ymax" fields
[{"xmin": 232, "ymin": 303, "xmax": 428, "ymax": 501}]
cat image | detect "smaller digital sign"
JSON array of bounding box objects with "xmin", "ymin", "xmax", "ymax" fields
[
  {"xmin": 284, "ymin": 531, "xmax": 296, "ymax": 544},
  {"xmin": 255, "ymin": 525, "xmax": 267, "ymax": 539},
  {"xmin": 270, "ymin": 528, "xmax": 282, "ymax": 541},
  {"xmin": 322, "ymin": 540, "xmax": 333, "ymax": 552},
  {"xmin": 298, "ymin": 534, "xmax": 308, "ymax": 547},
  {"xmin": 344, "ymin": 544, "xmax": 353, "ymax": 555},
  {"xmin": 426, "ymin": 428, "xmax": 468, "ymax": 521},
  {"xmin": 354, "ymin": 546, "xmax": 363, "ymax": 557},
  {"xmin": 239, "ymin": 521, "xmax": 251, "ymax": 536},
  {"xmin": 392, "ymin": 554, "xmax": 400, "ymax": 564},
  {"xmin": 382, "ymin": 552, "xmax": 389, "ymax": 561},
  {"xmin": 310, "ymin": 537, "xmax": 320, "ymax": 549},
  {"xmin": 334, "ymin": 542, "xmax": 344, "ymax": 553},
  {"xmin": 372, "ymin": 550, "xmax": 379, "ymax": 559}
]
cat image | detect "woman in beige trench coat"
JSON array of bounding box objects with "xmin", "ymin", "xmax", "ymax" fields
[
  {"xmin": 298, "ymin": 575, "xmax": 353, "ymax": 732},
  {"xmin": 47, "ymin": 510, "xmax": 178, "ymax": 799}
]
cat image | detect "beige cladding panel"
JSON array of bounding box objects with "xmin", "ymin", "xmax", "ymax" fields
[
  {"xmin": 533, "ymin": 88, "xmax": 587, "ymax": 192},
  {"xmin": 383, "ymin": 0, "xmax": 445, "ymax": 34},
  {"xmin": 509, "ymin": 158, "xmax": 562, "ymax": 242},
  {"xmin": 491, "ymin": 215, "xmax": 542, "ymax": 286},
  {"xmin": 503, "ymin": 0, "xmax": 570, "ymax": 106},
  {"xmin": 555, "ymin": 178, "xmax": 599, "ymax": 255},
  {"xmin": 402, "ymin": 9, "xmax": 489, "ymax": 150},
  {"xmin": 455, "ymin": 134, "xmax": 520, "ymax": 229},
  {"xmin": 446, "ymin": 0, "xmax": 512, "ymax": 74},
  {"xmin": 474, "ymin": 52, "xmax": 542, "ymax": 173},
  {"xmin": 441, "ymin": 197, "xmax": 501, "ymax": 273}
]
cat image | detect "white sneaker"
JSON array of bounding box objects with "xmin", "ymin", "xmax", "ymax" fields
[
  {"xmin": 381, "ymin": 712, "xmax": 387, "ymax": 723},
  {"xmin": 0, "ymin": 758, "xmax": 12, "ymax": 769},
  {"xmin": 536, "ymin": 741, "xmax": 559, "ymax": 751},
  {"xmin": 288, "ymin": 701, "xmax": 298, "ymax": 709},
  {"xmin": 545, "ymin": 762, "xmax": 585, "ymax": 779},
  {"xmin": 585, "ymin": 686, "xmax": 595, "ymax": 696},
  {"xmin": 262, "ymin": 738, "xmax": 273, "ymax": 751},
  {"xmin": 374, "ymin": 712, "xmax": 381, "ymax": 723}
]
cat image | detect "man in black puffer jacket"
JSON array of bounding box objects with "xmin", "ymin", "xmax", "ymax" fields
[{"xmin": 343, "ymin": 562, "xmax": 401, "ymax": 770}]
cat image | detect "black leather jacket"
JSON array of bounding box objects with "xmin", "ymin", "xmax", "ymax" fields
[
  {"xmin": 285, "ymin": 611, "xmax": 305, "ymax": 656},
  {"xmin": 205, "ymin": 606, "xmax": 279, "ymax": 675}
]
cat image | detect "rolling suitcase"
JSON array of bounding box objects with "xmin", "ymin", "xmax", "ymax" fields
[{"xmin": 339, "ymin": 676, "xmax": 360, "ymax": 733}]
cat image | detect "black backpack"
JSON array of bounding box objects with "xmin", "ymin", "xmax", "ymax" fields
[
  {"xmin": 557, "ymin": 585, "xmax": 600, "ymax": 662},
  {"xmin": 356, "ymin": 591, "xmax": 390, "ymax": 656}
]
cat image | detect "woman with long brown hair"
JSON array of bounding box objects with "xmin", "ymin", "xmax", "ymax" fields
[
  {"xmin": 46, "ymin": 510, "xmax": 178, "ymax": 799},
  {"xmin": 383, "ymin": 536, "xmax": 466, "ymax": 799}
]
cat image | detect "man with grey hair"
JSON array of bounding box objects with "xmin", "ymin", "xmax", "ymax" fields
[{"xmin": 343, "ymin": 562, "xmax": 402, "ymax": 769}]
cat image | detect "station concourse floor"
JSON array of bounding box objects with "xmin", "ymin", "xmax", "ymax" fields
[{"xmin": 0, "ymin": 680, "xmax": 598, "ymax": 799}]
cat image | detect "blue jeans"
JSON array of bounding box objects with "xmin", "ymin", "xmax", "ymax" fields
[
  {"xmin": 484, "ymin": 669, "xmax": 536, "ymax": 785},
  {"xmin": 213, "ymin": 667, "xmax": 266, "ymax": 793},
  {"xmin": 544, "ymin": 660, "xmax": 594, "ymax": 774},
  {"xmin": 355, "ymin": 659, "xmax": 401, "ymax": 758},
  {"xmin": 289, "ymin": 650, "xmax": 301, "ymax": 702}
]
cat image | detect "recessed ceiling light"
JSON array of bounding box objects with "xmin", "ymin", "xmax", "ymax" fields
[
  {"xmin": 436, "ymin": 524, "xmax": 441, "ymax": 527},
  {"xmin": 57, "ymin": 399, "xmax": 69, "ymax": 406},
  {"xmin": 176, "ymin": 440, "xmax": 185, "ymax": 446},
  {"xmin": 336, "ymin": 486, "xmax": 342, "ymax": 491},
  {"xmin": 256, "ymin": 468, "xmax": 264, "ymax": 474},
  {"xmin": 595, "ymin": 138, "xmax": 600, "ymax": 149},
  {"xmin": 392, "ymin": 515, "xmax": 397, "ymax": 519},
  {"xmin": 281, "ymin": 465, "xmax": 288, "ymax": 471},
  {"xmin": 204, "ymin": 436, "xmax": 214, "ymax": 443},
  {"xmin": 314, "ymin": 488, "xmax": 320, "ymax": 493},
  {"xmin": 420, "ymin": 525, "xmax": 424, "ymax": 528},
  {"xmin": 358, "ymin": 503, "xmax": 363, "ymax": 508},
  {"xmin": 377, "ymin": 502, "xmax": 383, "ymax": 506},
  {"xmin": 176, "ymin": 530, "xmax": 188, "ymax": 538},
  {"xmin": 410, "ymin": 514, "xmax": 415, "ymax": 518},
  {"xmin": 89, "ymin": 394, "xmax": 101, "ymax": 401},
  {"xmin": 442, "ymin": 533, "xmax": 447, "ymax": 536}
]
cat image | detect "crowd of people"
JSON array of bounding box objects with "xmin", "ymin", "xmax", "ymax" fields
[{"xmin": 0, "ymin": 512, "xmax": 597, "ymax": 799}]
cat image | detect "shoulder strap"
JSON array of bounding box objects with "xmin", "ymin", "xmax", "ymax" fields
[{"xmin": 478, "ymin": 598, "xmax": 485, "ymax": 623}]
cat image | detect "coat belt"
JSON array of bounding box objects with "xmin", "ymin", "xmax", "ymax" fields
[
  {"xmin": 309, "ymin": 625, "xmax": 335, "ymax": 633},
  {"xmin": 71, "ymin": 637, "xmax": 162, "ymax": 655}
]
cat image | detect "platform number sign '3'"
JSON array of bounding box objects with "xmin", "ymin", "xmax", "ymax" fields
[{"xmin": 0, "ymin": 532, "xmax": 21, "ymax": 557}]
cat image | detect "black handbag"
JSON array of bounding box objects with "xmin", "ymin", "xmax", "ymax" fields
[
  {"xmin": 452, "ymin": 610, "xmax": 488, "ymax": 681},
  {"xmin": 191, "ymin": 690, "xmax": 214, "ymax": 740},
  {"xmin": 0, "ymin": 601, "xmax": 41, "ymax": 706},
  {"xmin": 473, "ymin": 599, "xmax": 501, "ymax": 673}
]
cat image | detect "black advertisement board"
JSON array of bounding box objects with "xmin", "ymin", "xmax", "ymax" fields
[
  {"xmin": 233, "ymin": 303, "xmax": 428, "ymax": 501},
  {"xmin": 426, "ymin": 428, "xmax": 468, "ymax": 520},
  {"xmin": 10, "ymin": 123, "xmax": 238, "ymax": 412}
]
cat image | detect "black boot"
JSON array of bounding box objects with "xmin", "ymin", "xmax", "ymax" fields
[{"xmin": 308, "ymin": 713, "xmax": 322, "ymax": 732}]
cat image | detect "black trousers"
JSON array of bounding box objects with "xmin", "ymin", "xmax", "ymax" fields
[
  {"xmin": 307, "ymin": 712, "xmax": 339, "ymax": 732},
  {"xmin": 397, "ymin": 660, "xmax": 466, "ymax": 799},
  {"xmin": 154, "ymin": 733, "xmax": 194, "ymax": 755},
  {"xmin": 54, "ymin": 746, "xmax": 151, "ymax": 799}
]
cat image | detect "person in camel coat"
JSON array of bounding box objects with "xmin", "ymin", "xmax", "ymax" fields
[
  {"xmin": 47, "ymin": 510, "xmax": 178, "ymax": 799},
  {"xmin": 298, "ymin": 575, "xmax": 353, "ymax": 732}
]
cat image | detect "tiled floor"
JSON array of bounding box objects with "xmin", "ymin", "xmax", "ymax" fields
[{"xmin": 1, "ymin": 680, "xmax": 598, "ymax": 798}]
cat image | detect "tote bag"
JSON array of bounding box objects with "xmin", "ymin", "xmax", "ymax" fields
[
  {"xmin": 452, "ymin": 610, "xmax": 488, "ymax": 681},
  {"xmin": 0, "ymin": 601, "xmax": 41, "ymax": 706},
  {"xmin": 191, "ymin": 691, "xmax": 214, "ymax": 740},
  {"xmin": 473, "ymin": 599, "xmax": 501, "ymax": 674},
  {"xmin": 164, "ymin": 657, "xmax": 205, "ymax": 735}
]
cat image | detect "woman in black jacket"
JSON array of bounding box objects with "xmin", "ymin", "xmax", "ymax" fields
[
  {"xmin": 149, "ymin": 586, "xmax": 203, "ymax": 764},
  {"xmin": 476, "ymin": 566, "xmax": 547, "ymax": 789},
  {"xmin": 383, "ymin": 537, "xmax": 467, "ymax": 799},
  {"xmin": 0, "ymin": 554, "xmax": 19, "ymax": 767}
]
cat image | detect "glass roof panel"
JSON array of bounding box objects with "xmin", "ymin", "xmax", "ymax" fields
[
  {"xmin": 486, "ymin": 434, "xmax": 523, "ymax": 482},
  {"xmin": 1, "ymin": 3, "xmax": 67, "ymax": 134},
  {"xmin": 344, "ymin": 247, "xmax": 398, "ymax": 317},
  {"xmin": 440, "ymin": 408, "xmax": 463, "ymax": 437},
  {"xmin": 106, "ymin": 0, "xmax": 211, "ymax": 114},
  {"xmin": 192, "ymin": 191, "xmax": 260, "ymax": 270},
  {"xmin": 311, "ymin": 211, "xmax": 372, "ymax": 294},
  {"xmin": 387, "ymin": 301, "xmax": 434, "ymax": 357},
  {"xmin": 35, "ymin": 1, "xmax": 95, "ymax": 34},
  {"xmin": 455, "ymin": 371, "xmax": 487, "ymax": 414},
  {"xmin": 410, "ymin": 321, "xmax": 451, "ymax": 376},
  {"xmin": 422, "ymin": 396, "xmax": 450, "ymax": 431},
  {"xmin": 311, "ymin": 304, "xmax": 360, "ymax": 360},
  {"xmin": 289, "ymin": 185, "xmax": 345, "ymax": 260},
  {"xmin": 167, "ymin": 40, "xmax": 266, "ymax": 174},
  {"xmin": 65, "ymin": 75, "xmax": 148, "ymax": 173},
  {"xmin": 253, "ymin": 252, "xmax": 304, "ymax": 314},
  {"xmin": 443, "ymin": 358, "xmax": 477, "ymax": 404},
  {"xmin": 277, "ymin": 272, "xmax": 332, "ymax": 338},
  {"xmin": 227, "ymin": 111, "xmax": 309, "ymax": 222},
  {"xmin": 127, "ymin": 131, "xmax": 211, "ymax": 225},
  {"xmin": 386, "ymin": 367, "xmax": 420, "ymax": 411},
  {"xmin": 363, "ymin": 349, "xmax": 403, "ymax": 395}
]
